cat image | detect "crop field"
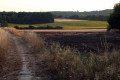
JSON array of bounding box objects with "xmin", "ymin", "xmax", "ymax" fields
[{"xmin": 9, "ymin": 19, "xmax": 108, "ymax": 29}]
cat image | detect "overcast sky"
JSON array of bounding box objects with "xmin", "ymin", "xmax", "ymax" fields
[{"xmin": 0, "ymin": 0, "xmax": 119, "ymax": 12}]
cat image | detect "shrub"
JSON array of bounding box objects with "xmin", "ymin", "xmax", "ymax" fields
[
  {"xmin": 29, "ymin": 25, "xmax": 35, "ymax": 29},
  {"xmin": 14, "ymin": 26, "xmax": 19, "ymax": 29},
  {"xmin": 14, "ymin": 25, "xmax": 63, "ymax": 29},
  {"xmin": 0, "ymin": 21, "xmax": 8, "ymax": 27},
  {"xmin": 56, "ymin": 26, "xmax": 63, "ymax": 29},
  {"xmin": 107, "ymin": 2, "xmax": 120, "ymax": 31}
]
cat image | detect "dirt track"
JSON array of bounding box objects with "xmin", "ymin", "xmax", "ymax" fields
[{"xmin": 18, "ymin": 29, "xmax": 106, "ymax": 32}]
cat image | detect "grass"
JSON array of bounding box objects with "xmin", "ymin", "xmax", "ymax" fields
[
  {"xmin": 0, "ymin": 28, "xmax": 9, "ymax": 75},
  {"xmin": 5, "ymin": 27, "xmax": 25, "ymax": 37},
  {"xmin": 9, "ymin": 20, "xmax": 108, "ymax": 29},
  {"xmin": 24, "ymin": 32, "xmax": 44, "ymax": 51},
  {"xmin": 23, "ymin": 32, "xmax": 120, "ymax": 80}
]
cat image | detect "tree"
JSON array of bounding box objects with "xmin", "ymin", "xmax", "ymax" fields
[
  {"xmin": 107, "ymin": 2, "xmax": 120, "ymax": 31},
  {"xmin": 0, "ymin": 21, "xmax": 8, "ymax": 27},
  {"xmin": 0, "ymin": 12, "xmax": 54, "ymax": 24}
]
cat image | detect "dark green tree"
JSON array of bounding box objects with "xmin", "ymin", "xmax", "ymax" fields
[
  {"xmin": 0, "ymin": 21, "xmax": 8, "ymax": 27},
  {"xmin": 107, "ymin": 2, "xmax": 120, "ymax": 31},
  {"xmin": 0, "ymin": 12, "xmax": 54, "ymax": 24}
]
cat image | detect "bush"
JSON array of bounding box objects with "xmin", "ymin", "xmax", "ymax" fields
[
  {"xmin": 14, "ymin": 25, "xmax": 63, "ymax": 29},
  {"xmin": 29, "ymin": 25, "xmax": 35, "ymax": 29},
  {"xmin": 107, "ymin": 2, "xmax": 120, "ymax": 31},
  {"xmin": 0, "ymin": 21, "xmax": 8, "ymax": 27},
  {"xmin": 14, "ymin": 26, "xmax": 19, "ymax": 29},
  {"xmin": 56, "ymin": 26, "xmax": 63, "ymax": 29}
]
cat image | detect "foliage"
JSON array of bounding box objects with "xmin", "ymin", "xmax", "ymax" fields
[
  {"xmin": 14, "ymin": 25, "xmax": 63, "ymax": 29},
  {"xmin": 52, "ymin": 9, "xmax": 113, "ymax": 17},
  {"xmin": 53, "ymin": 9, "xmax": 112, "ymax": 21},
  {"xmin": 0, "ymin": 21, "xmax": 8, "ymax": 27},
  {"xmin": 11, "ymin": 20, "xmax": 107, "ymax": 29},
  {"xmin": 68, "ymin": 15, "xmax": 108, "ymax": 21},
  {"xmin": 107, "ymin": 2, "xmax": 120, "ymax": 30},
  {"xmin": 0, "ymin": 12, "xmax": 54, "ymax": 24}
]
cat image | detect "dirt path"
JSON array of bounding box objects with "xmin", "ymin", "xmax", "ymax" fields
[
  {"xmin": 18, "ymin": 29, "xmax": 106, "ymax": 32},
  {"xmin": 11, "ymin": 34, "xmax": 35, "ymax": 80}
]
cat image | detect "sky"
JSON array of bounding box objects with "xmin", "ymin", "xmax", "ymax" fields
[{"xmin": 0, "ymin": 0, "xmax": 120, "ymax": 12}]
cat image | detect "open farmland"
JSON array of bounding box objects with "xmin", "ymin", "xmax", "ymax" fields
[
  {"xmin": 0, "ymin": 28, "xmax": 119, "ymax": 80},
  {"xmin": 9, "ymin": 19, "xmax": 108, "ymax": 29}
]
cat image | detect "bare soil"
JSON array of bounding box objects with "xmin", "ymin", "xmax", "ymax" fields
[{"xmin": 37, "ymin": 32, "xmax": 120, "ymax": 53}]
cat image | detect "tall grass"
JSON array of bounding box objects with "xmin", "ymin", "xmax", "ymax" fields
[
  {"xmin": 4, "ymin": 27, "xmax": 24, "ymax": 37},
  {"xmin": 24, "ymin": 32, "xmax": 44, "ymax": 51},
  {"xmin": 24, "ymin": 32, "xmax": 120, "ymax": 80},
  {"xmin": 38, "ymin": 44, "xmax": 120, "ymax": 80},
  {"xmin": 0, "ymin": 28, "xmax": 9, "ymax": 73}
]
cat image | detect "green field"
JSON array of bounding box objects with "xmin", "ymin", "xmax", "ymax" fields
[{"xmin": 9, "ymin": 20, "xmax": 108, "ymax": 29}]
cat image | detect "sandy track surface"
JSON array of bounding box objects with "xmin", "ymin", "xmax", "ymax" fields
[
  {"xmin": 18, "ymin": 29, "xmax": 106, "ymax": 32},
  {"xmin": 11, "ymin": 34, "xmax": 36, "ymax": 80},
  {"xmin": 54, "ymin": 19, "xmax": 86, "ymax": 22}
]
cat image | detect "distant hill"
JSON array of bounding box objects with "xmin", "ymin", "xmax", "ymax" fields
[{"xmin": 50, "ymin": 9, "xmax": 113, "ymax": 17}]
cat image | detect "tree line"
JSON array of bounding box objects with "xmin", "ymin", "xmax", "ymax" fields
[
  {"xmin": 53, "ymin": 9, "xmax": 112, "ymax": 21},
  {"xmin": 51, "ymin": 9, "xmax": 113, "ymax": 17},
  {"xmin": 0, "ymin": 12, "xmax": 54, "ymax": 24},
  {"xmin": 68, "ymin": 15, "xmax": 108, "ymax": 21}
]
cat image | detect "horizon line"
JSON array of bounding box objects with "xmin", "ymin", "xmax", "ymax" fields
[{"xmin": 0, "ymin": 9, "xmax": 113, "ymax": 13}]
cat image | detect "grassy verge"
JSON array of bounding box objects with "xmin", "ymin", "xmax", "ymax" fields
[
  {"xmin": 9, "ymin": 20, "xmax": 108, "ymax": 29},
  {"xmin": 0, "ymin": 29, "xmax": 9, "ymax": 70},
  {"xmin": 0, "ymin": 29, "xmax": 9, "ymax": 77},
  {"xmin": 0, "ymin": 28, "xmax": 22, "ymax": 80},
  {"xmin": 24, "ymin": 32, "xmax": 120, "ymax": 80}
]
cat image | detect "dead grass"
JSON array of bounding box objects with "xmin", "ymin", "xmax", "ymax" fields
[
  {"xmin": 0, "ymin": 28, "xmax": 9, "ymax": 76},
  {"xmin": 23, "ymin": 32, "xmax": 120, "ymax": 80},
  {"xmin": 24, "ymin": 31, "xmax": 44, "ymax": 51},
  {"xmin": 37, "ymin": 44, "xmax": 120, "ymax": 80},
  {"xmin": 4, "ymin": 27, "xmax": 24, "ymax": 37},
  {"xmin": 0, "ymin": 28, "xmax": 22, "ymax": 80},
  {"xmin": 0, "ymin": 28, "xmax": 9, "ymax": 50}
]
